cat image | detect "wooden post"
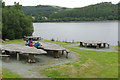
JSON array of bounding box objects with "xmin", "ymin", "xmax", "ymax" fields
[
  {"xmin": 108, "ymin": 44, "xmax": 109, "ymax": 48},
  {"xmin": 99, "ymin": 44, "xmax": 101, "ymax": 48},
  {"xmin": 66, "ymin": 52, "xmax": 68, "ymax": 59},
  {"xmin": 54, "ymin": 51, "xmax": 59, "ymax": 58},
  {"xmin": 4, "ymin": 51, "xmax": 6, "ymax": 55},
  {"xmin": 85, "ymin": 43, "xmax": 87, "ymax": 47},
  {"xmin": 17, "ymin": 53, "xmax": 20, "ymax": 61},
  {"xmin": 96, "ymin": 44, "xmax": 100, "ymax": 49},
  {"xmin": 6, "ymin": 56, "xmax": 9, "ymax": 62},
  {"xmin": 62, "ymin": 50, "xmax": 64, "ymax": 55},
  {"xmin": 80, "ymin": 42, "xmax": 83, "ymax": 47},
  {"xmin": 103, "ymin": 43, "xmax": 106, "ymax": 48},
  {"xmin": 28, "ymin": 54, "xmax": 35, "ymax": 63},
  {"xmin": 90, "ymin": 44, "xmax": 92, "ymax": 47}
]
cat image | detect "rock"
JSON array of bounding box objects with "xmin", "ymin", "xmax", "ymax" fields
[
  {"xmin": 0, "ymin": 39, "xmax": 5, "ymax": 43},
  {"xmin": 5, "ymin": 39, "xmax": 10, "ymax": 42},
  {"xmin": 2, "ymin": 40, "xmax": 5, "ymax": 43}
]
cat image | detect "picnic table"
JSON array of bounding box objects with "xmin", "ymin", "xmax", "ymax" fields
[
  {"xmin": 38, "ymin": 42, "xmax": 69, "ymax": 58},
  {"xmin": 80, "ymin": 40, "xmax": 109, "ymax": 49},
  {"xmin": 0, "ymin": 54, "xmax": 10, "ymax": 62},
  {"xmin": 23, "ymin": 36, "xmax": 41, "ymax": 41},
  {"xmin": 1, "ymin": 44, "xmax": 47, "ymax": 63}
]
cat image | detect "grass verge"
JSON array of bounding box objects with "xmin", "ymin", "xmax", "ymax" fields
[
  {"xmin": 1, "ymin": 39, "xmax": 118, "ymax": 78},
  {"xmin": 40, "ymin": 44, "xmax": 118, "ymax": 78},
  {"xmin": 1, "ymin": 39, "xmax": 25, "ymax": 46},
  {"xmin": 2, "ymin": 69, "xmax": 22, "ymax": 78}
]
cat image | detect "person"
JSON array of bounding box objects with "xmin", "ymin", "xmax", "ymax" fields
[
  {"xmin": 34, "ymin": 42, "xmax": 41, "ymax": 48},
  {"xmin": 28, "ymin": 39, "xmax": 32, "ymax": 46},
  {"xmin": 25, "ymin": 40, "xmax": 29, "ymax": 46},
  {"xmin": 29, "ymin": 41, "xmax": 33, "ymax": 47}
]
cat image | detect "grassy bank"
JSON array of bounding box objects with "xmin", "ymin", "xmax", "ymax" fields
[
  {"xmin": 2, "ymin": 39, "xmax": 25, "ymax": 45},
  {"xmin": 40, "ymin": 41, "xmax": 118, "ymax": 78},
  {"xmin": 1, "ymin": 39, "xmax": 118, "ymax": 78},
  {"xmin": 2, "ymin": 69, "xmax": 22, "ymax": 78},
  {"xmin": 1, "ymin": 39, "xmax": 78, "ymax": 46},
  {"xmin": 40, "ymin": 46, "xmax": 118, "ymax": 78},
  {"xmin": 42, "ymin": 40, "xmax": 79, "ymax": 46}
]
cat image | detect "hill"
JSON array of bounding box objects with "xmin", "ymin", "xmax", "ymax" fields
[
  {"xmin": 49, "ymin": 2, "xmax": 118, "ymax": 21},
  {"xmin": 22, "ymin": 2, "xmax": 118, "ymax": 22},
  {"xmin": 22, "ymin": 5, "xmax": 68, "ymax": 22}
]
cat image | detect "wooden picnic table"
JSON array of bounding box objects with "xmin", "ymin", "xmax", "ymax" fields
[
  {"xmin": 23, "ymin": 36, "xmax": 41, "ymax": 41},
  {"xmin": 38, "ymin": 42, "xmax": 69, "ymax": 58},
  {"xmin": 1, "ymin": 44, "xmax": 47, "ymax": 63},
  {"xmin": 0, "ymin": 54, "xmax": 10, "ymax": 62},
  {"xmin": 80, "ymin": 40, "xmax": 109, "ymax": 49}
]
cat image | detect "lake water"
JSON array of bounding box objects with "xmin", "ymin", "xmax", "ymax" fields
[{"xmin": 33, "ymin": 21, "xmax": 118, "ymax": 46}]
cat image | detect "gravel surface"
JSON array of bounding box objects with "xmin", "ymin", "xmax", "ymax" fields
[
  {"xmin": 2, "ymin": 43, "xmax": 117, "ymax": 78},
  {"xmin": 2, "ymin": 51, "xmax": 77, "ymax": 78}
]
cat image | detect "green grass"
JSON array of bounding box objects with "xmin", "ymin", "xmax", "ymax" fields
[
  {"xmin": 1, "ymin": 39, "xmax": 118, "ymax": 78},
  {"xmin": 42, "ymin": 40, "xmax": 79, "ymax": 46},
  {"xmin": 2, "ymin": 69, "xmax": 22, "ymax": 78},
  {"xmin": 113, "ymin": 45, "xmax": 120, "ymax": 51},
  {"xmin": 1, "ymin": 39, "xmax": 78, "ymax": 46},
  {"xmin": 1, "ymin": 39, "xmax": 25, "ymax": 46},
  {"xmin": 40, "ymin": 45, "xmax": 118, "ymax": 78}
]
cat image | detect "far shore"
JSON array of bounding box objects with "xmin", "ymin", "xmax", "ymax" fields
[{"xmin": 33, "ymin": 20, "xmax": 118, "ymax": 23}]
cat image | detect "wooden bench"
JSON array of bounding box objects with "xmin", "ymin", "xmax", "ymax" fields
[
  {"xmin": 0, "ymin": 54, "xmax": 10, "ymax": 62},
  {"xmin": 62, "ymin": 50, "xmax": 70, "ymax": 58},
  {"xmin": 38, "ymin": 42, "xmax": 69, "ymax": 58},
  {"xmin": 80, "ymin": 41, "xmax": 109, "ymax": 49},
  {"xmin": 2, "ymin": 44, "xmax": 47, "ymax": 63}
]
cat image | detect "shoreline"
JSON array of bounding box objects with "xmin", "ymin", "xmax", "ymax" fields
[{"xmin": 33, "ymin": 20, "xmax": 118, "ymax": 23}]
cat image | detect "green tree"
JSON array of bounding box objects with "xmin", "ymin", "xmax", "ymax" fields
[{"xmin": 2, "ymin": 1, "xmax": 34, "ymax": 40}]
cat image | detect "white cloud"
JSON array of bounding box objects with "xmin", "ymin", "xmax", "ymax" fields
[{"xmin": 3, "ymin": 0, "xmax": 119, "ymax": 8}]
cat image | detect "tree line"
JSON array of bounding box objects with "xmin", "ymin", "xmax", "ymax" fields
[
  {"xmin": 49, "ymin": 2, "xmax": 118, "ymax": 22},
  {"xmin": 2, "ymin": 1, "xmax": 34, "ymax": 40},
  {"xmin": 22, "ymin": 2, "xmax": 118, "ymax": 22}
]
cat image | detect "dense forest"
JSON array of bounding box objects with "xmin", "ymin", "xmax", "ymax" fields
[
  {"xmin": 22, "ymin": 5, "xmax": 68, "ymax": 17},
  {"xmin": 2, "ymin": 2, "xmax": 34, "ymax": 40},
  {"xmin": 22, "ymin": 2, "xmax": 118, "ymax": 22},
  {"xmin": 22, "ymin": 5, "xmax": 68, "ymax": 22}
]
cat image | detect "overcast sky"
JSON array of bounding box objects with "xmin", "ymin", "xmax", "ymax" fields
[{"xmin": 3, "ymin": 0, "xmax": 119, "ymax": 8}]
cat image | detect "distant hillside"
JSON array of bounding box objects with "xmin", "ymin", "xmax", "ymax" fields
[
  {"xmin": 49, "ymin": 2, "xmax": 118, "ymax": 21},
  {"xmin": 22, "ymin": 5, "xmax": 68, "ymax": 21},
  {"xmin": 22, "ymin": 2, "xmax": 118, "ymax": 22}
]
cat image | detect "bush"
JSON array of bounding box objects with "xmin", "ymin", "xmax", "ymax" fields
[{"xmin": 51, "ymin": 38, "xmax": 55, "ymax": 41}]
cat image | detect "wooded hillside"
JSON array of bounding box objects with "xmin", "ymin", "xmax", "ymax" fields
[
  {"xmin": 22, "ymin": 2, "xmax": 118, "ymax": 22},
  {"xmin": 22, "ymin": 5, "xmax": 68, "ymax": 22}
]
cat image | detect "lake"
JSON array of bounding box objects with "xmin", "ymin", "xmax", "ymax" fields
[{"xmin": 33, "ymin": 21, "xmax": 118, "ymax": 46}]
